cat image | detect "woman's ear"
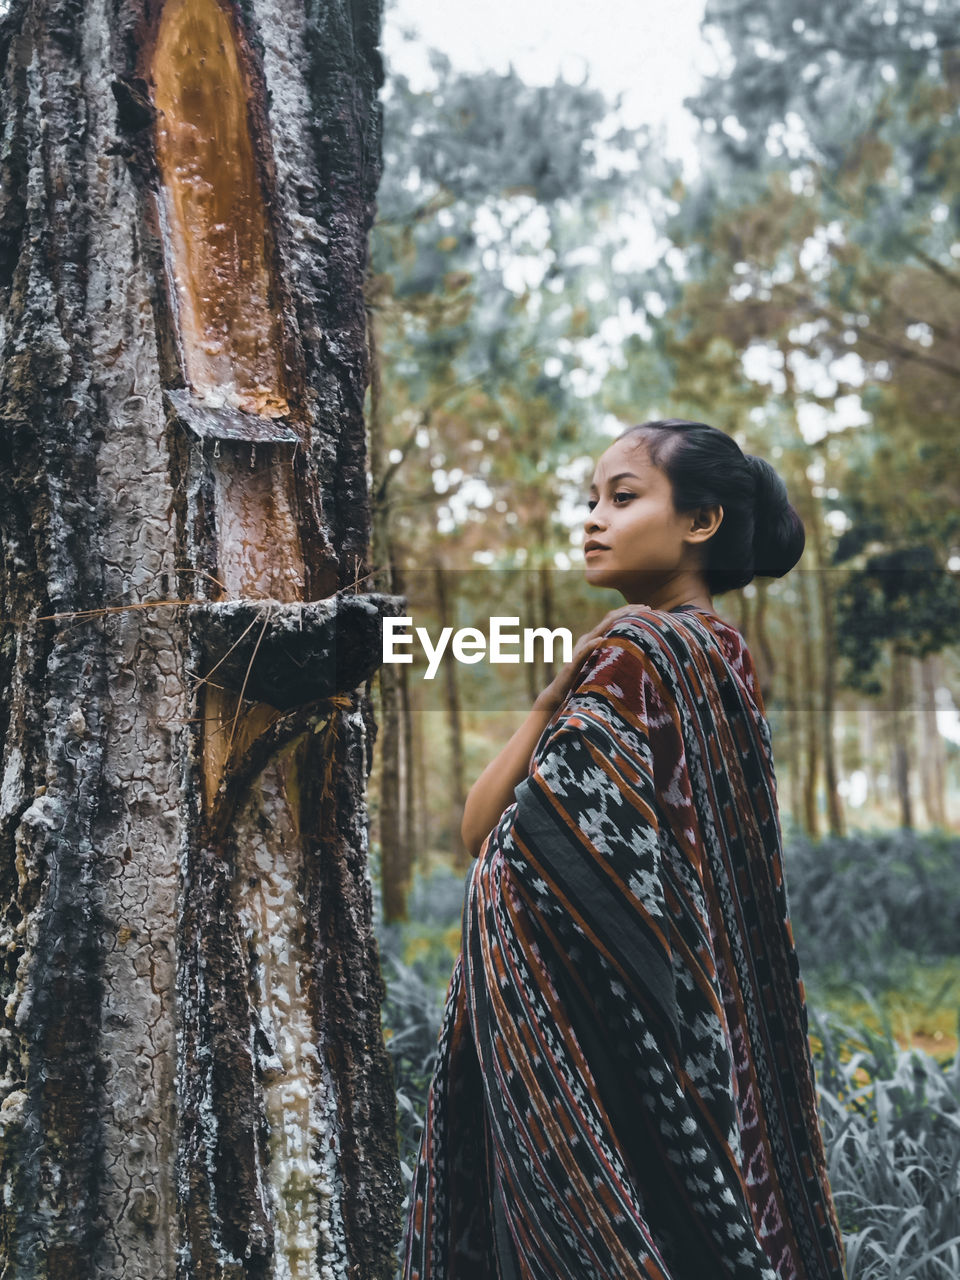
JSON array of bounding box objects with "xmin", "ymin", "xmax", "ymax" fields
[{"xmin": 686, "ymin": 504, "xmax": 723, "ymax": 544}]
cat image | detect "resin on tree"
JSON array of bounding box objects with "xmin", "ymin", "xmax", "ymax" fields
[{"xmin": 153, "ymin": 0, "xmax": 289, "ymax": 419}]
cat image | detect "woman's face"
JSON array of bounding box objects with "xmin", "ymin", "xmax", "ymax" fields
[{"xmin": 583, "ymin": 433, "xmax": 714, "ymax": 604}]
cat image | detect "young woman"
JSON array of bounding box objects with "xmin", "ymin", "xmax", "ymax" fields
[{"xmin": 402, "ymin": 419, "xmax": 846, "ymax": 1280}]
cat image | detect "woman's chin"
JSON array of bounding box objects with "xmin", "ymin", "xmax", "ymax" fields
[{"xmin": 584, "ymin": 564, "xmax": 621, "ymax": 590}]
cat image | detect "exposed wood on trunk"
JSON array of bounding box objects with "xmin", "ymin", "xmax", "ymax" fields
[{"xmin": 152, "ymin": 0, "xmax": 290, "ymax": 416}]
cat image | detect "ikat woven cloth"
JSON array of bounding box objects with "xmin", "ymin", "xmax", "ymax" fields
[{"xmin": 401, "ymin": 606, "xmax": 846, "ymax": 1280}]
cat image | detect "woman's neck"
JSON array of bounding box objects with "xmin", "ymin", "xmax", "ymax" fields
[{"xmin": 622, "ymin": 573, "xmax": 714, "ymax": 615}]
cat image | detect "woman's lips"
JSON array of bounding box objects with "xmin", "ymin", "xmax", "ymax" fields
[{"xmin": 584, "ymin": 545, "xmax": 609, "ymax": 558}]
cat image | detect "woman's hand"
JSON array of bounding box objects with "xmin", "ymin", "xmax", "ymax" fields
[{"xmin": 536, "ymin": 604, "xmax": 646, "ymax": 714}]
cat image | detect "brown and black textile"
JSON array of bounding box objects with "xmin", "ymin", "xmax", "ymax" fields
[{"xmin": 401, "ymin": 605, "xmax": 846, "ymax": 1280}]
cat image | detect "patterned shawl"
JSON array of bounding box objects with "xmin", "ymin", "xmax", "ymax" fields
[{"xmin": 401, "ymin": 606, "xmax": 846, "ymax": 1280}]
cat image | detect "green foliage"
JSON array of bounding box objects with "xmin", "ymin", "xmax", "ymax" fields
[
  {"xmin": 379, "ymin": 56, "xmax": 638, "ymax": 217},
  {"xmin": 376, "ymin": 868, "xmax": 464, "ymax": 1179},
  {"xmin": 834, "ymin": 547, "xmax": 960, "ymax": 688},
  {"xmin": 786, "ymin": 829, "xmax": 960, "ymax": 986},
  {"xmin": 378, "ymin": 934, "xmax": 447, "ymax": 1180}
]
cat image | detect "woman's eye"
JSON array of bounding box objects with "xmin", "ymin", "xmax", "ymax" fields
[
  {"xmin": 613, "ymin": 491, "xmax": 635, "ymax": 503},
  {"xmin": 586, "ymin": 499, "xmax": 597, "ymax": 511}
]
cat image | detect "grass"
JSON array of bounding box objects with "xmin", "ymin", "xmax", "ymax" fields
[
  {"xmin": 813, "ymin": 1008, "xmax": 960, "ymax": 1278},
  {"xmin": 807, "ymin": 960, "xmax": 960, "ymax": 1064}
]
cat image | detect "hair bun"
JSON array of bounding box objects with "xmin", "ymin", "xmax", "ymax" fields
[{"xmin": 746, "ymin": 455, "xmax": 806, "ymax": 579}]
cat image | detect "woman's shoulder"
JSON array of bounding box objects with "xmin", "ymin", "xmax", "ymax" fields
[
  {"xmin": 596, "ymin": 605, "xmax": 759, "ymax": 701},
  {"xmin": 573, "ymin": 606, "xmax": 714, "ymax": 700},
  {"xmin": 562, "ymin": 604, "xmax": 766, "ymax": 751},
  {"xmin": 598, "ymin": 603, "xmax": 741, "ymax": 653}
]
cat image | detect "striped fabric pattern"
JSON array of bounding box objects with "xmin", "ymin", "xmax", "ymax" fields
[{"xmin": 401, "ymin": 606, "xmax": 846, "ymax": 1280}]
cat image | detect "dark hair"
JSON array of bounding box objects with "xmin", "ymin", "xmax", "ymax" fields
[{"xmin": 620, "ymin": 419, "xmax": 805, "ymax": 595}]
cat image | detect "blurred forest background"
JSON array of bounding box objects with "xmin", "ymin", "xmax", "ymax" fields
[{"xmin": 366, "ymin": 1, "xmax": 960, "ymax": 1273}]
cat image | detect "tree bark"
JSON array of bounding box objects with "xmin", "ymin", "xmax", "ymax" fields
[
  {"xmin": 368, "ymin": 305, "xmax": 409, "ymax": 922},
  {"xmin": 0, "ymin": 0, "xmax": 402, "ymax": 1275}
]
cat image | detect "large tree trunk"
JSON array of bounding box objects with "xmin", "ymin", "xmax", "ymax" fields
[{"xmin": 0, "ymin": 0, "xmax": 403, "ymax": 1275}]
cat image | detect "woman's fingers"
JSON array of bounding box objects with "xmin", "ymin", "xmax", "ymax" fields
[{"xmin": 540, "ymin": 606, "xmax": 644, "ymax": 710}]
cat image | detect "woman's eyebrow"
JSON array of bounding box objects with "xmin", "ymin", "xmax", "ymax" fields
[{"xmin": 587, "ymin": 471, "xmax": 642, "ymax": 493}]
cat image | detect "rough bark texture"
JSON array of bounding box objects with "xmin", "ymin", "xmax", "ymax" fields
[
  {"xmin": 0, "ymin": 0, "xmax": 402, "ymax": 1276},
  {"xmin": 367, "ymin": 311, "xmax": 410, "ymax": 923}
]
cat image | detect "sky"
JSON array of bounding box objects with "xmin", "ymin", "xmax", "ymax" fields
[{"xmin": 382, "ymin": 0, "xmax": 713, "ymax": 168}]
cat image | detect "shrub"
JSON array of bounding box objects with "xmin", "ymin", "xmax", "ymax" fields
[{"xmin": 786, "ymin": 830, "xmax": 960, "ymax": 987}]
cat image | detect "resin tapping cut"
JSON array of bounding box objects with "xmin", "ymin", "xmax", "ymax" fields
[{"xmin": 153, "ymin": 0, "xmax": 289, "ymax": 417}]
